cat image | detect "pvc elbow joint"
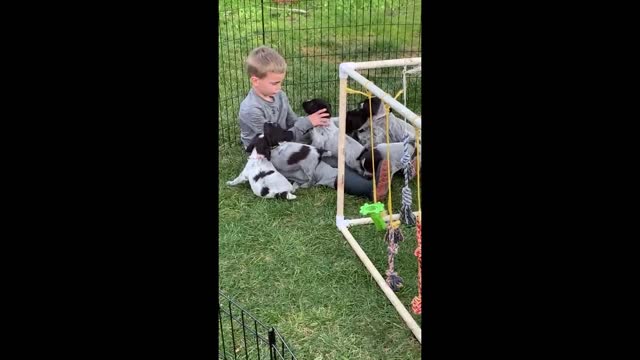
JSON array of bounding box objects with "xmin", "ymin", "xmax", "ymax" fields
[{"xmin": 339, "ymin": 62, "xmax": 356, "ymax": 79}]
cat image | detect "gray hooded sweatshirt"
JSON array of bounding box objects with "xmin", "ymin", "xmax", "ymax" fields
[{"xmin": 238, "ymin": 88, "xmax": 313, "ymax": 149}]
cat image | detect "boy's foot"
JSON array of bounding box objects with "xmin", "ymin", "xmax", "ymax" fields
[{"xmin": 375, "ymin": 159, "xmax": 391, "ymax": 201}]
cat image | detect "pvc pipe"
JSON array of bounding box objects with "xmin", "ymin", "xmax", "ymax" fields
[
  {"xmin": 346, "ymin": 211, "xmax": 421, "ymax": 226},
  {"xmin": 338, "ymin": 226, "xmax": 422, "ymax": 343},
  {"xmin": 350, "ymin": 57, "xmax": 421, "ymax": 70},
  {"xmin": 336, "ymin": 78, "xmax": 348, "ymax": 219}
]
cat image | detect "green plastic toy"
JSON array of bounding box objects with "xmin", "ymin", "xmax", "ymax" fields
[{"xmin": 360, "ymin": 202, "xmax": 386, "ymax": 231}]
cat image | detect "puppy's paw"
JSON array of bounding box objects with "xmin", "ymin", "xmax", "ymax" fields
[{"xmin": 286, "ymin": 193, "xmax": 297, "ymax": 200}]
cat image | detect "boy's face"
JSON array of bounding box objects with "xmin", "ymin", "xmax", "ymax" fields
[{"xmin": 251, "ymin": 72, "xmax": 286, "ymax": 99}]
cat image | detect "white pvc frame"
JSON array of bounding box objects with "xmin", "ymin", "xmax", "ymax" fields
[{"xmin": 335, "ymin": 58, "xmax": 422, "ymax": 343}]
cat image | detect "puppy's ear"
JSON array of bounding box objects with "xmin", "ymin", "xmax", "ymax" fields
[
  {"xmin": 251, "ymin": 136, "xmax": 270, "ymax": 159},
  {"xmin": 302, "ymin": 100, "xmax": 313, "ymax": 115},
  {"xmin": 357, "ymin": 147, "xmax": 369, "ymax": 161},
  {"xmin": 371, "ymin": 97, "xmax": 382, "ymax": 114},
  {"xmin": 346, "ymin": 110, "xmax": 367, "ymax": 133},
  {"xmin": 362, "ymin": 97, "xmax": 382, "ymax": 117},
  {"xmin": 372, "ymin": 148, "xmax": 383, "ymax": 172},
  {"xmin": 263, "ymin": 122, "xmax": 273, "ymax": 136},
  {"xmin": 258, "ymin": 140, "xmax": 271, "ymax": 161},
  {"xmin": 263, "ymin": 122, "xmax": 281, "ymax": 146},
  {"xmin": 246, "ymin": 135, "xmax": 260, "ymax": 154}
]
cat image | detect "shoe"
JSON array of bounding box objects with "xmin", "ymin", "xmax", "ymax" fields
[{"xmin": 375, "ymin": 159, "xmax": 391, "ymax": 201}]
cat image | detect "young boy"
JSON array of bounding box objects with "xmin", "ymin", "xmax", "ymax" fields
[{"xmin": 237, "ymin": 45, "xmax": 390, "ymax": 200}]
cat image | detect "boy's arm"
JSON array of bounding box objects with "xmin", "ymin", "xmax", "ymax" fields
[
  {"xmin": 239, "ymin": 107, "xmax": 268, "ymax": 147},
  {"xmin": 283, "ymin": 95, "xmax": 314, "ymax": 141},
  {"xmin": 286, "ymin": 107, "xmax": 314, "ymax": 139}
]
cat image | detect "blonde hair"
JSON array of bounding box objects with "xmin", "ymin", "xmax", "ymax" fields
[{"xmin": 245, "ymin": 46, "xmax": 287, "ymax": 79}]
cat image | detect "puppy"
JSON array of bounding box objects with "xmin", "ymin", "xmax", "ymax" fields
[
  {"xmin": 268, "ymin": 141, "xmax": 332, "ymax": 188},
  {"xmin": 302, "ymin": 97, "xmax": 373, "ymax": 138},
  {"xmin": 302, "ymin": 98, "xmax": 380, "ymax": 177},
  {"xmin": 262, "ymin": 121, "xmax": 333, "ymax": 187},
  {"xmin": 227, "ymin": 134, "xmax": 297, "ymax": 200},
  {"xmin": 352, "ymin": 97, "xmax": 417, "ymax": 149},
  {"xmin": 346, "ymin": 97, "xmax": 382, "ymax": 140},
  {"xmin": 263, "ymin": 121, "xmax": 294, "ymax": 146}
]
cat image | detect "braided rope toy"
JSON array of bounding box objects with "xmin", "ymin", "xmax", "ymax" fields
[{"xmin": 399, "ymin": 133, "xmax": 416, "ymax": 226}]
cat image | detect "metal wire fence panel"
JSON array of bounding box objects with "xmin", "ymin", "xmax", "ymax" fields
[
  {"xmin": 219, "ymin": 290, "xmax": 297, "ymax": 359},
  {"xmin": 219, "ymin": 0, "xmax": 422, "ymax": 150}
]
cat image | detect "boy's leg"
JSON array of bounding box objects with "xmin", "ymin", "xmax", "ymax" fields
[{"xmin": 314, "ymin": 159, "xmax": 391, "ymax": 201}]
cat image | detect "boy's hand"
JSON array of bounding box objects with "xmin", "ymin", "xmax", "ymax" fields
[{"xmin": 308, "ymin": 109, "xmax": 331, "ymax": 127}]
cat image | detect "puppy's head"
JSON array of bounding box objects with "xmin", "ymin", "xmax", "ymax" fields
[
  {"xmin": 263, "ymin": 122, "xmax": 293, "ymax": 146},
  {"xmin": 346, "ymin": 97, "xmax": 383, "ymax": 134},
  {"xmin": 357, "ymin": 147, "xmax": 383, "ymax": 179},
  {"xmin": 246, "ymin": 134, "xmax": 271, "ymax": 160},
  {"xmin": 302, "ymin": 98, "xmax": 332, "ymax": 117},
  {"xmin": 346, "ymin": 108, "xmax": 368, "ymax": 134},
  {"xmin": 358, "ymin": 97, "xmax": 382, "ymax": 118}
]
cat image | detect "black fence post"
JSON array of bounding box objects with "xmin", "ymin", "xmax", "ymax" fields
[
  {"xmin": 268, "ymin": 327, "xmax": 276, "ymax": 360},
  {"xmin": 260, "ymin": 0, "xmax": 266, "ymax": 44}
]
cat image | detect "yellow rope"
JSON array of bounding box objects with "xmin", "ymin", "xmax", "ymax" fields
[
  {"xmin": 384, "ymin": 90, "xmax": 405, "ymax": 219},
  {"xmin": 345, "ymin": 86, "xmax": 378, "ymax": 202},
  {"xmin": 343, "ymin": 86, "xmax": 406, "ymax": 207},
  {"xmin": 345, "ymin": 88, "xmax": 370, "ymax": 97},
  {"xmin": 368, "ymin": 93, "xmax": 376, "ymax": 202}
]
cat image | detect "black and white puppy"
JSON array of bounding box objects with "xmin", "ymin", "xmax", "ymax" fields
[
  {"xmin": 352, "ymin": 97, "xmax": 417, "ymax": 149},
  {"xmin": 302, "ymin": 98, "xmax": 380, "ymax": 178},
  {"xmin": 262, "ymin": 122, "xmax": 332, "ymax": 187},
  {"xmin": 227, "ymin": 134, "xmax": 297, "ymax": 200}
]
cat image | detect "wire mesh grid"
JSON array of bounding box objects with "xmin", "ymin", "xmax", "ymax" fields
[
  {"xmin": 219, "ymin": 290, "xmax": 297, "ymax": 359},
  {"xmin": 219, "ymin": 0, "xmax": 422, "ymax": 150}
]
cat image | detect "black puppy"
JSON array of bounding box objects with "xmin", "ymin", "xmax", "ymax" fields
[
  {"xmin": 263, "ymin": 122, "xmax": 294, "ymax": 144},
  {"xmin": 245, "ymin": 122, "xmax": 294, "ymax": 160},
  {"xmin": 302, "ymin": 98, "xmax": 332, "ymax": 117},
  {"xmin": 347, "ymin": 97, "xmax": 383, "ymax": 140}
]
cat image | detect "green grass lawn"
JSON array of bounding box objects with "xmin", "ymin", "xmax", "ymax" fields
[{"xmin": 219, "ymin": 145, "xmax": 423, "ymax": 359}]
